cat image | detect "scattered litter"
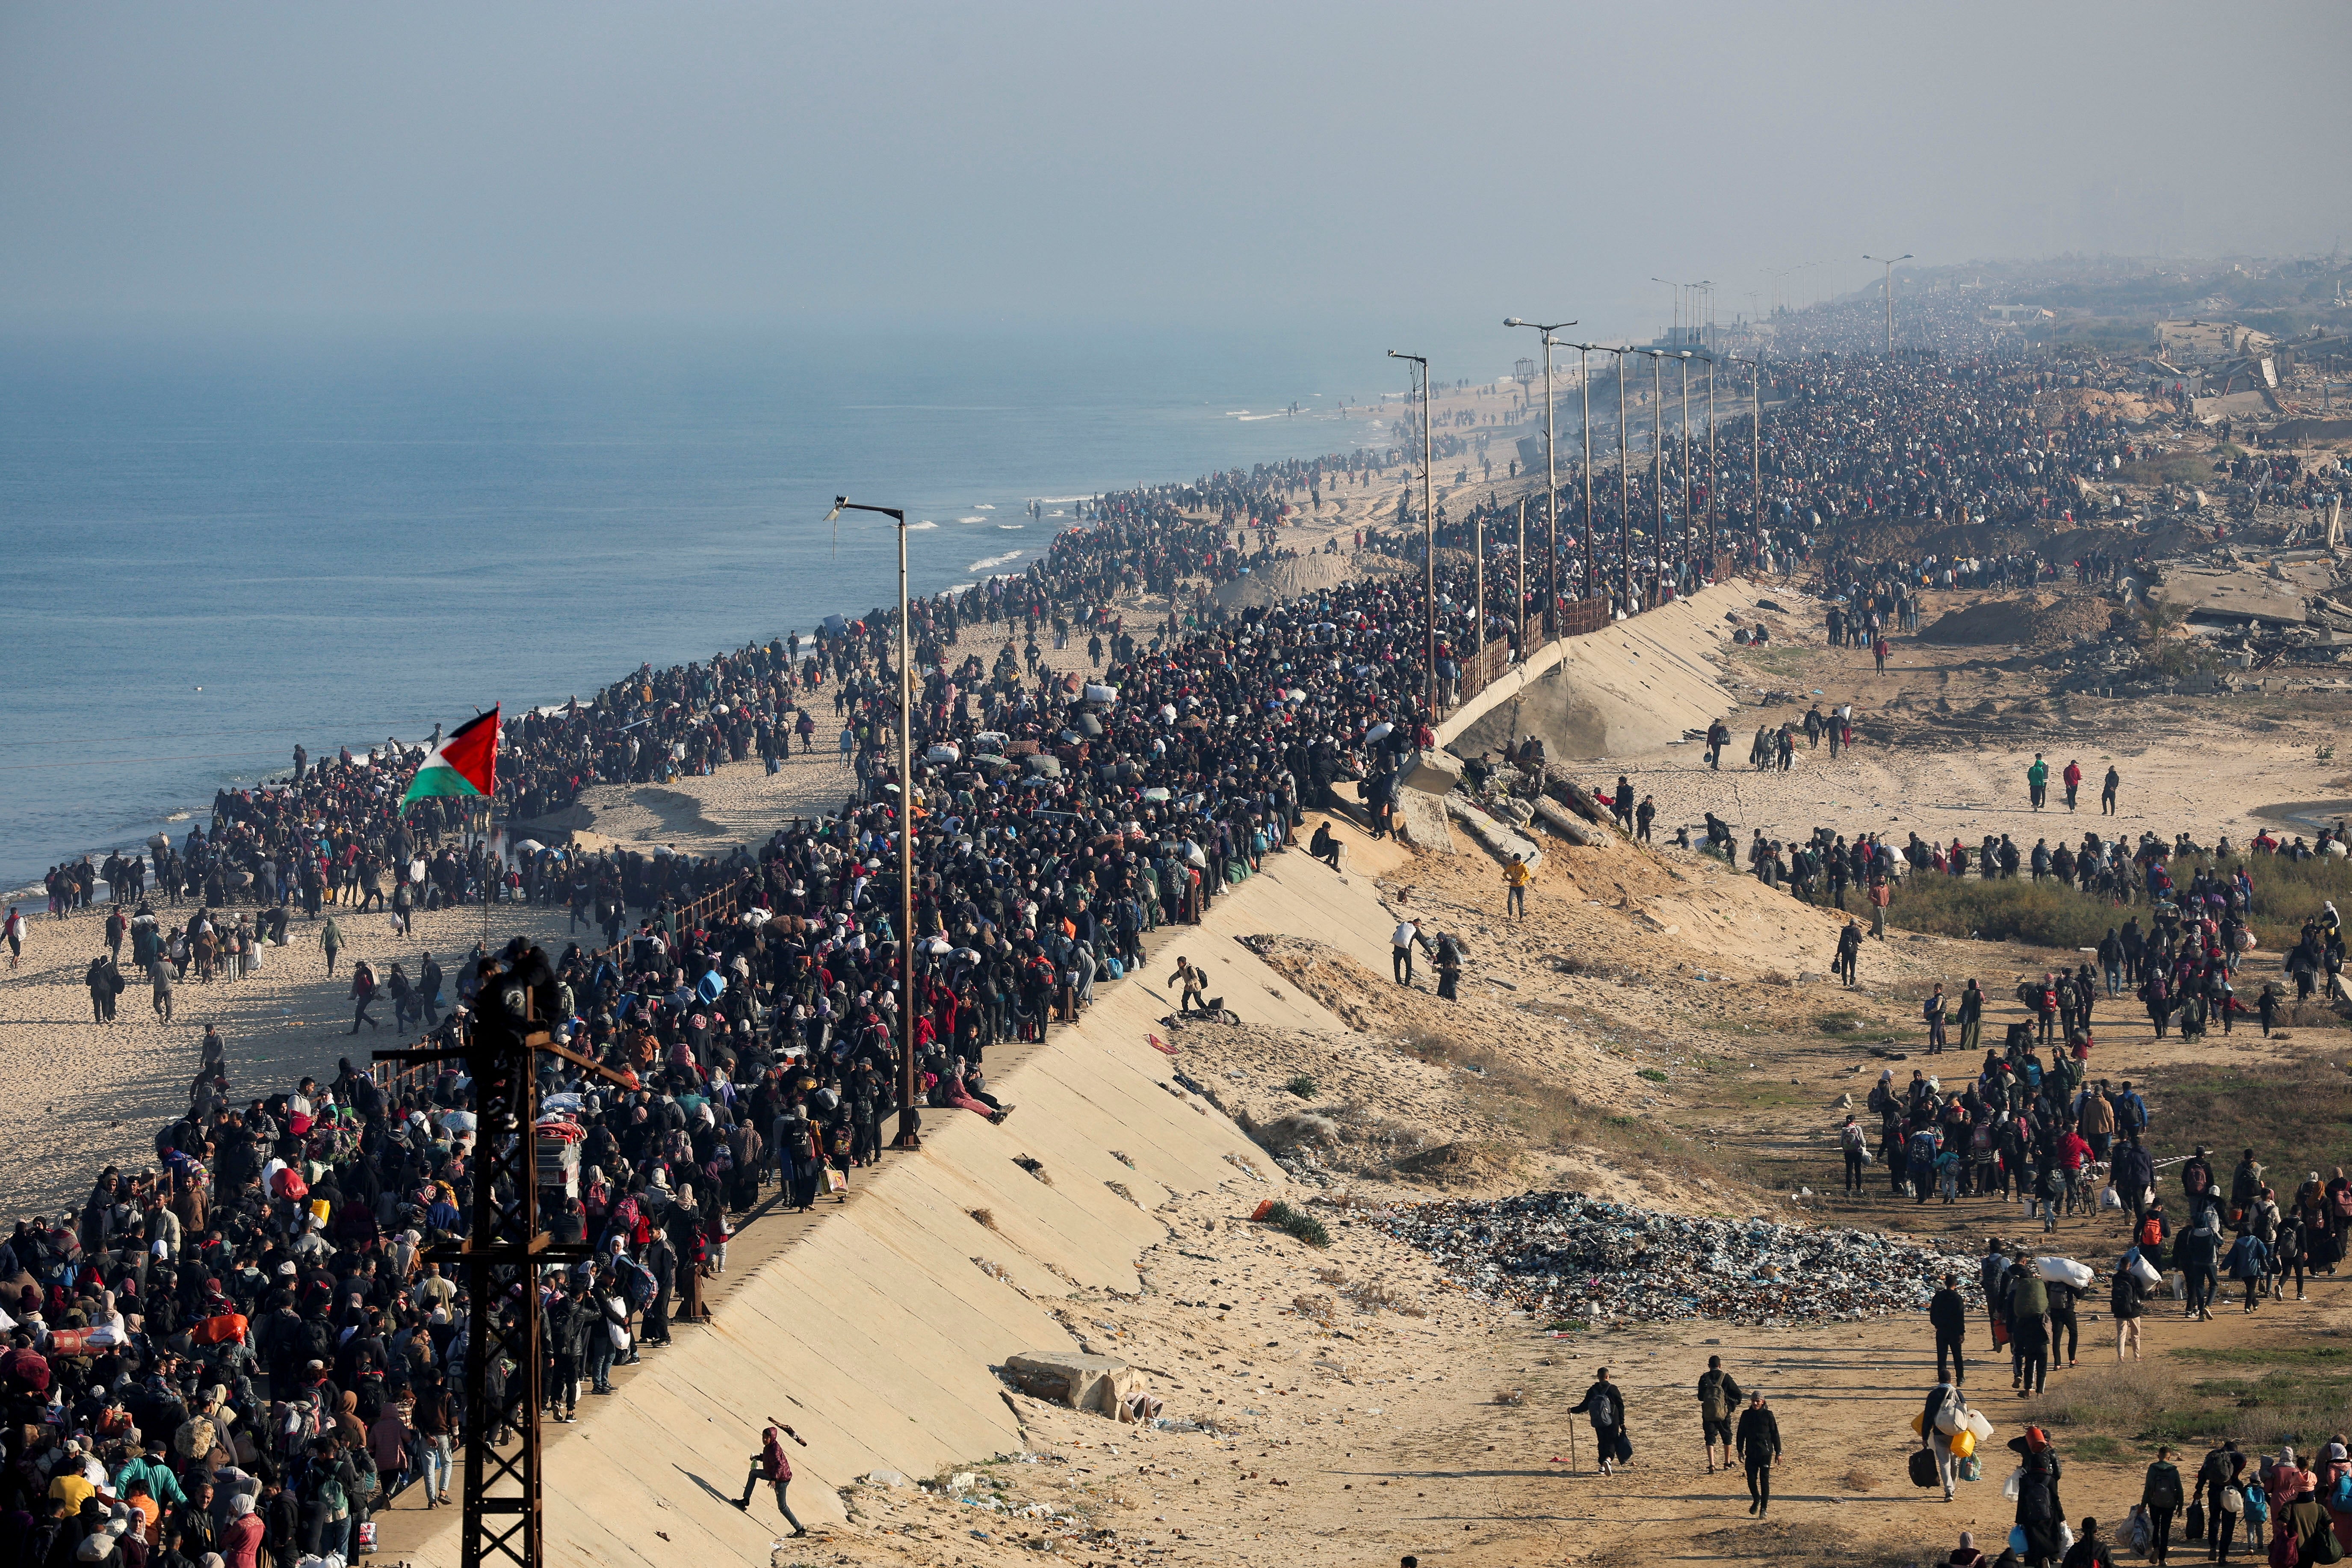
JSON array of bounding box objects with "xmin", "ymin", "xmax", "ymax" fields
[{"xmin": 1380, "ymin": 1191, "xmax": 1980, "ymax": 1324}]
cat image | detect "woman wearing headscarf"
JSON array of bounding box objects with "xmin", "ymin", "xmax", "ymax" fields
[{"xmin": 216, "ymin": 1497, "xmax": 259, "ymax": 1568}]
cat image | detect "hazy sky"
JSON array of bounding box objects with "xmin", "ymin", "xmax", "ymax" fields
[{"xmin": 6, "ymin": 2, "xmax": 2349, "ymax": 337}]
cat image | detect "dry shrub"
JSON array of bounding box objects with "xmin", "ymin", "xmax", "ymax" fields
[
  {"xmin": 2036, "ymin": 1359, "xmax": 2187, "ymax": 1434},
  {"xmin": 1391, "ymin": 1140, "xmax": 1524, "ymax": 1187},
  {"xmin": 1314, "ymin": 1266, "xmax": 1348, "ymax": 1287},
  {"xmin": 1291, "ymin": 1293, "xmax": 1336, "ymax": 1325},
  {"xmin": 969, "ymin": 1208, "xmax": 997, "ymax": 1230},
  {"xmin": 1492, "ymin": 1387, "xmax": 1527, "ymax": 1407},
  {"xmin": 1840, "ymin": 1464, "xmax": 1876, "ymax": 1494}
]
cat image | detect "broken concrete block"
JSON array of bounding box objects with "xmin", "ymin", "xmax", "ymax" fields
[
  {"xmin": 1401, "ymin": 749, "xmax": 1462, "ymax": 795},
  {"xmin": 1001, "ymin": 1352, "xmax": 1146, "ymax": 1421}
]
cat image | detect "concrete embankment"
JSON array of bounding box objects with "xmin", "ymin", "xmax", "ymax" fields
[
  {"xmin": 381, "ymin": 827, "xmax": 1413, "ymax": 1566},
  {"xmin": 1439, "ymin": 578, "xmax": 1763, "ymax": 760}
]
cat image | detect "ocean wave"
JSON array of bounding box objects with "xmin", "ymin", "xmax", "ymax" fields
[
  {"xmin": 907, "ymin": 520, "xmax": 938, "ymax": 530},
  {"xmin": 973, "ymin": 503, "xmax": 995, "ymax": 510},
  {"xmin": 996, "ymin": 523, "xmax": 1024, "ymax": 529},
  {"xmin": 957, "ymin": 515, "xmax": 987, "ymax": 523},
  {"xmin": 967, "ymin": 549, "xmax": 1028, "ymax": 572}
]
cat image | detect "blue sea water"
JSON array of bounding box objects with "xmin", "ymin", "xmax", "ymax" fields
[{"xmin": 0, "ymin": 320, "xmax": 1456, "ymax": 891}]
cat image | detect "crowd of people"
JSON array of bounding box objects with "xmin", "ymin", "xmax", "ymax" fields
[
  {"xmin": 7, "ymin": 302, "xmax": 2348, "ymax": 1568},
  {"xmin": 0, "ymin": 428, "xmax": 1498, "ymax": 1568}
]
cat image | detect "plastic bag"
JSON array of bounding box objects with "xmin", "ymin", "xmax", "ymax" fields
[
  {"xmin": 1961, "ymin": 1456, "xmax": 1982, "ymax": 1483},
  {"xmin": 2126, "ymin": 1252, "xmax": 2162, "ymax": 1288},
  {"xmin": 2002, "ymin": 1466, "xmax": 2024, "ymax": 1502},
  {"xmin": 2101, "ymin": 1185, "xmax": 2125, "ymax": 1211},
  {"xmin": 2036, "ymin": 1256, "xmax": 2095, "ymax": 1289}
]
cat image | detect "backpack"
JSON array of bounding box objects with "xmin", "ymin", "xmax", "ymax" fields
[
  {"xmin": 1586, "ymin": 1387, "xmax": 1618, "ymax": 1429},
  {"xmin": 617, "ymin": 1257, "xmax": 657, "ymax": 1310},
  {"xmin": 2139, "ymin": 1215, "xmax": 2164, "ymax": 1251}
]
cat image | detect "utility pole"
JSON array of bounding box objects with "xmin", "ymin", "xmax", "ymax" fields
[
  {"xmin": 1506, "ymin": 318, "xmax": 1575, "ymax": 632},
  {"xmin": 1616, "ymin": 347, "xmax": 1631, "ymax": 613},
  {"xmin": 1863, "ymin": 253, "xmax": 1912, "ymax": 358},
  {"xmin": 1678, "ymin": 352, "xmax": 1693, "ymax": 585},
  {"xmin": 1516, "ymin": 496, "xmax": 1528, "ymax": 650},
  {"xmin": 1738, "ymin": 357, "xmax": 1764, "ymax": 567},
  {"xmin": 825, "ymin": 497, "xmax": 922, "ymax": 1149},
  {"xmin": 1389, "ymin": 351, "xmax": 1436, "ymax": 713},
  {"xmin": 1576, "ymin": 346, "xmax": 1598, "ymax": 606},
  {"xmin": 1647, "ymin": 350, "xmax": 1665, "ymax": 609},
  {"xmin": 1705, "ymin": 354, "xmax": 1719, "ymax": 570}
]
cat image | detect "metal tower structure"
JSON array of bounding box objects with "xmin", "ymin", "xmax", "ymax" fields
[{"xmin": 378, "ymin": 942, "xmax": 637, "ymax": 1568}]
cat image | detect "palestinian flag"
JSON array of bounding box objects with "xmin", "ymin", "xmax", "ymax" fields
[{"xmin": 399, "ymin": 707, "xmax": 500, "ymax": 810}]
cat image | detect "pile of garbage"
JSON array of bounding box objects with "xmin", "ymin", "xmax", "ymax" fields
[{"xmin": 1380, "ymin": 1191, "xmax": 1980, "ymax": 1326}]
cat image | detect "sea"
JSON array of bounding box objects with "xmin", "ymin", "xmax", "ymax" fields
[{"xmin": 0, "ymin": 319, "xmax": 1491, "ymax": 893}]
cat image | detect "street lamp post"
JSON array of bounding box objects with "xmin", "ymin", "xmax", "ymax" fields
[
  {"xmin": 1616, "ymin": 347, "xmax": 1631, "ymax": 612},
  {"xmin": 1570, "ymin": 345, "xmax": 1599, "ymax": 608},
  {"xmin": 1729, "ymin": 357, "xmax": 1764, "ymax": 570},
  {"xmin": 823, "ymin": 496, "xmax": 922, "ymax": 1151},
  {"xmin": 1388, "ymin": 350, "xmax": 1437, "ymax": 714},
  {"xmin": 1504, "ymin": 318, "xmax": 1576, "ymax": 635},
  {"xmin": 1677, "ymin": 351, "xmax": 1693, "ymax": 585},
  {"xmin": 1862, "ymin": 254, "xmax": 1913, "ymax": 358},
  {"xmin": 1704, "ymin": 353, "xmax": 1719, "ymax": 570},
  {"xmin": 1631, "ymin": 348, "xmax": 1671, "ymax": 609}
]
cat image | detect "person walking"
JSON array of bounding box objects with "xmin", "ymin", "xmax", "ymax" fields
[
  {"xmin": 1930, "ymin": 1271, "xmax": 1969, "ymax": 1385},
  {"xmin": 1168, "ymin": 957, "xmax": 1207, "ymax": 1014},
  {"xmin": 2191, "ymin": 1440, "xmax": 2243, "ymax": 1563},
  {"xmin": 2062, "ymin": 759, "xmax": 2083, "ymax": 812},
  {"xmin": 1697, "ymin": 1355, "xmax": 1743, "ymax": 1474},
  {"xmin": 1735, "ymin": 1391, "xmax": 1779, "ymax": 1518},
  {"xmin": 2177, "ymin": 1215, "xmax": 2220, "ymax": 1322},
  {"xmin": 2028, "ymin": 754, "xmax": 2050, "ymax": 812},
  {"xmin": 349, "ymin": 960, "xmax": 381, "ymax": 1034},
  {"xmin": 3, "ymin": 905, "xmax": 24, "ymax": 969},
  {"xmin": 1432, "ymin": 930, "xmax": 1463, "ymax": 1002},
  {"xmin": 2142, "ymin": 1446, "xmax": 2184, "ymax": 1567},
  {"xmin": 733, "ymin": 1421, "xmax": 809, "ymax": 1537},
  {"xmin": 2101, "ymin": 765, "xmax": 2121, "ymax": 815},
  {"xmin": 321, "ymin": 916, "xmax": 342, "ymax": 976},
  {"xmin": 1958, "ymin": 978, "xmax": 1984, "ymax": 1054},
  {"xmin": 151, "ymin": 954, "xmax": 174, "ymax": 1023},
  {"xmin": 2224, "ymin": 1228, "xmax": 2270, "ymax": 1314},
  {"xmin": 1841, "ymin": 1115, "xmax": 1870, "ymax": 1196},
  {"xmin": 1391, "ymin": 918, "xmax": 1430, "ymax": 986},
  {"xmin": 2009, "ymin": 1254, "xmax": 2051, "ymax": 1398},
  {"xmin": 1921, "ymin": 1376, "xmax": 1971, "ymax": 1503},
  {"xmin": 2111, "ymin": 1258, "xmax": 2147, "ymax": 1362},
  {"xmin": 86, "ymin": 952, "xmax": 122, "ymax": 1023},
  {"xmin": 1836, "ymin": 918, "xmax": 1862, "ymax": 986},
  {"xmin": 1503, "ymin": 854, "xmax": 1531, "ymax": 919},
  {"xmin": 2009, "ymin": 1426, "xmax": 2065, "ymax": 1567},
  {"xmin": 1569, "ymin": 1368, "xmax": 1631, "ymax": 1476},
  {"xmin": 1925, "ymin": 983, "xmax": 1950, "ymax": 1054}
]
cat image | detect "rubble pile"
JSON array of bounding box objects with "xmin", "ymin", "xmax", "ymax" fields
[{"xmin": 1381, "ymin": 1191, "xmax": 1980, "ymax": 1326}]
